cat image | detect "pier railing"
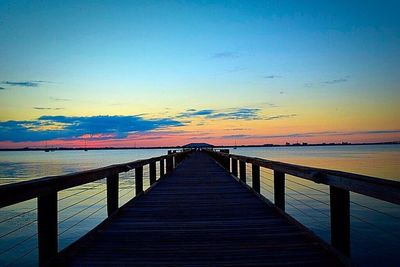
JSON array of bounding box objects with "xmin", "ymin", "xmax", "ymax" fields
[
  {"xmin": 0, "ymin": 150, "xmax": 192, "ymax": 266},
  {"xmin": 205, "ymin": 149, "xmax": 400, "ymax": 257}
]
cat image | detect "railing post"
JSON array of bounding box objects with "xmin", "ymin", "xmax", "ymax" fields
[
  {"xmin": 150, "ymin": 161, "xmax": 156, "ymax": 185},
  {"xmin": 330, "ymin": 186, "xmax": 350, "ymax": 256},
  {"xmin": 252, "ymin": 164, "xmax": 260, "ymax": 193},
  {"xmin": 166, "ymin": 156, "xmax": 173, "ymax": 174},
  {"xmin": 274, "ymin": 171, "xmax": 285, "ymax": 211},
  {"xmin": 38, "ymin": 192, "xmax": 58, "ymax": 266},
  {"xmin": 222, "ymin": 156, "xmax": 230, "ymax": 171},
  {"xmin": 135, "ymin": 166, "xmax": 143, "ymax": 195},
  {"xmin": 226, "ymin": 156, "xmax": 231, "ymax": 171},
  {"xmin": 160, "ymin": 159, "xmax": 165, "ymax": 177},
  {"xmin": 232, "ymin": 158, "xmax": 238, "ymax": 177},
  {"xmin": 239, "ymin": 161, "xmax": 246, "ymax": 183},
  {"xmin": 107, "ymin": 174, "xmax": 119, "ymax": 216}
]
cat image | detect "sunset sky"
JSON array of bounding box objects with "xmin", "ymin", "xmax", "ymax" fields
[{"xmin": 0, "ymin": 0, "xmax": 399, "ymax": 148}]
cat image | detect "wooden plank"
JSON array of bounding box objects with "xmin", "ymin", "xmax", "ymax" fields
[{"xmin": 55, "ymin": 151, "xmax": 346, "ymax": 267}]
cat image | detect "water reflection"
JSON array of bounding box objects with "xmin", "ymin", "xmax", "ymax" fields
[{"xmin": 0, "ymin": 146, "xmax": 399, "ymax": 266}]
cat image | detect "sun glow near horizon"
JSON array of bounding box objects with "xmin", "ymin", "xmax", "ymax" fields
[{"xmin": 0, "ymin": 1, "xmax": 399, "ymax": 148}]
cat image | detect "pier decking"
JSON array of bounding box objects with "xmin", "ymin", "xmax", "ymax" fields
[{"xmin": 54, "ymin": 152, "xmax": 343, "ymax": 266}]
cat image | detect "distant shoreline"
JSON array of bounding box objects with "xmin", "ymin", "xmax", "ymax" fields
[{"xmin": 0, "ymin": 141, "xmax": 398, "ymax": 151}]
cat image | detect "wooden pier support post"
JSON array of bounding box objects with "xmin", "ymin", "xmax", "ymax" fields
[
  {"xmin": 232, "ymin": 158, "xmax": 238, "ymax": 177},
  {"xmin": 223, "ymin": 156, "xmax": 230, "ymax": 171},
  {"xmin": 252, "ymin": 164, "xmax": 260, "ymax": 193},
  {"xmin": 107, "ymin": 174, "xmax": 119, "ymax": 216},
  {"xmin": 166, "ymin": 157, "xmax": 173, "ymax": 174},
  {"xmin": 274, "ymin": 171, "xmax": 285, "ymax": 211},
  {"xmin": 149, "ymin": 162, "xmax": 156, "ymax": 185},
  {"xmin": 175, "ymin": 154, "xmax": 181, "ymax": 166},
  {"xmin": 239, "ymin": 161, "xmax": 246, "ymax": 183},
  {"xmin": 160, "ymin": 159, "xmax": 165, "ymax": 177},
  {"xmin": 135, "ymin": 166, "xmax": 143, "ymax": 195},
  {"xmin": 38, "ymin": 192, "xmax": 58, "ymax": 266},
  {"xmin": 330, "ymin": 186, "xmax": 350, "ymax": 256}
]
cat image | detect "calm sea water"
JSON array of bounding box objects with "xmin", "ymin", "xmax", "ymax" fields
[{"xmin": 0, "ymin": 145, "xmax": 399, "ymax": 266}]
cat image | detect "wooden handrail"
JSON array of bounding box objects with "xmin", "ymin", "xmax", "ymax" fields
[
  {"xmin": 207, "ymin": 150, "xmax": 400, "ymax": 205},
  {"xmin": 0, "ymin": 151, "xmax": 190, "ymax": 209},
  {"xmin": 205, "ymin": 149, "xmax": 400, "ymax": 257}
]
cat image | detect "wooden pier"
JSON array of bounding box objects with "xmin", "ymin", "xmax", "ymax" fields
[
  {"xmin": 53, "ymin": 151, "xmax": 344, "ymax": 266},
  {"xmin": 1, "ymin": 149, "xmax": 399, "ymax": 266}
]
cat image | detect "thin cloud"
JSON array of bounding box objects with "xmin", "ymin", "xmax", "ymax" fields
[
  {"xmin": 178, "ymin": 108, "xmax": 262, "ymax": 120},
  {"xmin": 261, "ymin": 102, "xmax": 278, "ymax": 108},
  {"xmin": 189, "ymin": 136, "xmax": 215, "ymax": 140},
  {"xmin": 264, "ymin": 75, "xmax": 281, "ymax": 79},
  {"xmin": 178, "ymin": 108, "xmax": 296, "ymax": 121},
  {"xmin": 2, "ymin": 80, "xmax": 50, "ymax": 87},
  {"xmin": 223, "ymin": 134, "xmax": 251, "ymax": 139},
  {"xmin": 50, "ymin": 97, "xmax": 71, "ymax": 102},
  {"xmin": 211, "ymin": 51, "xmax": 239, "ymax": 59},
  {"xmin": 322, "ymin": 78, "xmax": 348, "ymax": 84},
  {"xmin": 0, "ymin": 87, "xmax": 5, "ymax": 90},
  {"xmin": 265, "ymin": 114, "xmax": 297, "ymax": 120},
  {"xmin": 33, "ymin": 107, "xmax": 65, "ymax": 110},
  {"xmin": 225, "ymin": 128, "xmax": 250, "ymax": 131}
]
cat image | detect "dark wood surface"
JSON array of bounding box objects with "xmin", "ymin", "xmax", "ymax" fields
[{"xmin": 57, "ymin": 151, "xmax": 344, "ymax": 266}]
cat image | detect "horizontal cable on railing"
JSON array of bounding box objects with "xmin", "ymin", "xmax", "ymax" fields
[
  {"xmin": 58, "ymin": 187, "xmax": 107, "ymax": 213},
  {"xmin": 260, "ymin": 185, "xmax": 274, "ymax": 195},
  {"xmin": 5, "ymin": 244, "xmax": 38, "ymax": 267},
  {"xmin": 58, "ymin": 202, "xmax": 107, "ymax": 237},
  {"xmin": 119, "ymin": 188, "xmax": 133, "ymax": 200},
  {"xmin": 0, "ymin": 232, "xmax": 37, "ymax": 257},
  {"xmin": 350, "ymin": 200, "xmax": 400, "ymax": 221},
  {"xmin": 0, "ymin": 218, "xmax": 37, "ymax": 239},
  {"xmin": 350, "ymin": 213, "xmax": 400, "ymax": 240},
  {"xmin": 58, "ymin": 182, "xmax": 104, "ymax": 201},
  {"xmin": 59, "ymin": 193, "xmax": 107, "ymax": 225},
  {"xmin": 260, "ymin": 168, "xmax": 273, "ymax": 175},
  {"xmin": 285, "ymin": 201, "xmax": 330, "ymax": 229},
  {"xmin": 0, "ymin": 207, "xmax": 37, "ymax": 224},
  {"xmin": 350, "ymin": 223, "xmax": 395, "ymax": 248},
  {"xmin": 286, "ymin": 177, "xmax": 328, "ymax": 195},
  {"xmin": 285, "ymin": 185, "xmax": 330, "ymax": 206},
  {"xmin": 261, "ymin": 181, "xmax": 273, "ymax": 190},
  {"xmin": 260, "ymin": 169, "xmax": 273, "ymax": 177},
  {"xmin": 285, "ymin": 192, "xmax": 330, "ymax": 218}
]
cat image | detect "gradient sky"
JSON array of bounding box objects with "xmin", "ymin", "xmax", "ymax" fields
[{"xmin": 0, "ymin": 0, "xmax": 399, "ymax": 148}]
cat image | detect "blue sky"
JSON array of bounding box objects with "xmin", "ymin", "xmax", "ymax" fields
[{"xmin": 0, "ymin": 0, "xmax": 399, "ymax": 146}]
